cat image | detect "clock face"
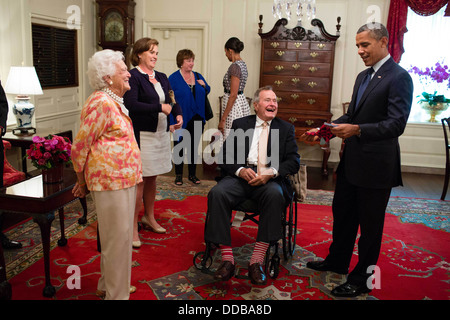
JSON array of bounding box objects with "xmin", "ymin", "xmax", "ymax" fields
[{"xmin": 104, "ymin": 11, "xmax": 124, "ymax": 42}]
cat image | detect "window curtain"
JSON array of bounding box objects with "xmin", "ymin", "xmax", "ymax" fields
[{"xmin": 387, "ymin": 0, "xmax": 449, "ymax": 62}]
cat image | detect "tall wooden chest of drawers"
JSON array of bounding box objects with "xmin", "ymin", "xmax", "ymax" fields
[{"xmin": 258, "ymin": 17, "xmax": 341, "ymax": 174}]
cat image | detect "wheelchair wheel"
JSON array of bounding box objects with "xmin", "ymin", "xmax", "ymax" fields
[
  {"xmin": 193, "ymin": 251, "xmax": 213, "ymax": 271},
  {"xmin": 264, "ymin": 243, "xmax": 280, "ymax": 279},
  {"xmin": 268, "ymin": 254, "xmax": 280, "ymax": 279},
  {"xmin": 283, "ymin": 201, "xmax": 298, "ymax": 260}
]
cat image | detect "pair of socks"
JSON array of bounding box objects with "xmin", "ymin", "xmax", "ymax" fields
[{"xmin": 220, "ymin": 242, "xmax": 269, "ymax": 265}]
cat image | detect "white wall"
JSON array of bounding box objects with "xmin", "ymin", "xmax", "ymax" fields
[{"xmin": 0, "ymin": 0, "xmax": 97, "ymax": 133}]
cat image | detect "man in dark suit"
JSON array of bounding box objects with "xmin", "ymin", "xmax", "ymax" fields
[
  {"xmin": 204, "ymin": 86, "xmax": 300, "ymax": 285},
  {"xmin": 0, "ymin": 81, "xmax": 7, "ymax": 187},
  {"xmin": 303, "ymin": 23, "xmax": 413, "ymax": 297}
]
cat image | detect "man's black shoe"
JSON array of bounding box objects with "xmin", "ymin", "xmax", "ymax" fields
[
  {"xmin": 1, "ymin": 238, "xmax": 22, "ymax": 250},
  {"xmin": 331, "ymin": 282, "xmax": 371, "ymax": 297},
  {"xmin": 306, "ymin": 260, "xmax": 347, "ymax": 275}
]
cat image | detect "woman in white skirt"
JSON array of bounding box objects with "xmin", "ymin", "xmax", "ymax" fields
[
  {"xmin": 219, "ymin": 37, "xmax": 251, "ymax": 140},
  {"xmin": 124, "ymin": 38, "xmax": 183, "ymax": 246}
]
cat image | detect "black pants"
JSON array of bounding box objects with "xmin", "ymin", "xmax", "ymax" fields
[
  {"xmin": 1, "ymin": 137, "xmax": 5, "ymax": 239},
  {"xmin": 0, "ymin": 137, "xmax": 4, "ymax": 188},
  {"xmin": 204, "ymin": 175, "xmax": 285, "ymax": 246},
  {"xmin": 173, "ymin": 115, "xmax": 204, "ymax": 177},
  {"xmin": 326, "ymin": 170, "xmax": 391, "ymax": 286}
]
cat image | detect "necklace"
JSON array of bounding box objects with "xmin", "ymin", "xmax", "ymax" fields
[
  {"xmin": 181, "ymin": 70, "xmax": 193, "ymax": 84},
  {"xmin": 102, "ymin": 88, "xmax": 123, "ymax": 104},
  {"xmin": 137, "ymin": 66, "xmax": 155, "ymax": 80}
]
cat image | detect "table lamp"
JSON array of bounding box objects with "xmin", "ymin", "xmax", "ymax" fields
[{"xmin": 4, "ymin": 66, "xmax": 43, "ymax": 135}]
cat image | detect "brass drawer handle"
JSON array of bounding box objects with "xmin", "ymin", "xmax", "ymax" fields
[
  {"xmin": 294, "ymin": 42, "xmax": 303, "ymax": 48},
  {"xmin": 307, "ymin": 99, "xmax": 316, "ymax": 104},
  {"xmin": 309, "ymin": 67, "xmax": 318, "ymax": 73},
  {"xmin": 289, "ymin": 117, "xmax": 297, "ymax": 124},
  {"xmin": 317, "ymin": 43, "xmax": 326, "ymax": 49},
  {"xmin": 274, "ymin": 65, "xmax": 284, "ymax": 71},
  {"xmin": 305, "ymin": 120, "xmax": 315, "ymax": 126},
  {"xmin": 291, "ymin": 94, "xmax": 299, "ymax": 100},
  {"xmin": 276, "ymin": 51, "xmax": 285, "ymax": 57},
  {"xmin": 274, "ymin": 80, "xmax": 283, "ymax": 86},
  {"xmin": 271, "ymin": 42, "xmax": 280, "ymax": 48},
  {"xmin": 291, "ymin": 78, "xmax": 300, "ymax": 84},
  {"xmin": 292, "ymin": 64, "xmax": 300, "ymax": 70},
  {"xmin": 277, "ymin": 97, "xmax": 282, "ymax": 102},
  {"xmin": 310, "ymin": 52, "xmax": 318, "ymax": 58},
  {"xmin": 308, "ymin": 81, "xmax": 317, "ymax": 88}
]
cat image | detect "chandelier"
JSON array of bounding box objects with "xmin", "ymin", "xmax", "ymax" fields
[{"xmin": 272, "ymin": 0, "xmax": 316, "ymax": 22}]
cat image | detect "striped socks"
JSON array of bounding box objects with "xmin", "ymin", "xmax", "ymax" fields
[
  {"xmin": 220, "ymin": 246, "xmax": 234, "ymax": 264},
  {"xmin": 250, "ymin": 242, "xmax": 269, "ymax": 265},
  {"xmin": 221, "ymin": 242, "xmax": 269, "ymax": 265}
]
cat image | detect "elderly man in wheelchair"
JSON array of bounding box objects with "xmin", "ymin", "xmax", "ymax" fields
[{"xmin": 203, "ymin": 86, "xmax": 300, "ymax": 285}]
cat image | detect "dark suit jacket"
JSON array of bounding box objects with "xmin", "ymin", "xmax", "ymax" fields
[
  {"xmin": 219, "ymin": 115, "xmax": 300, "ymax": 200},
  {"xmin": 1, "ymin": 81, "xmax": 8, "ymax": 187},
  {"xmin": 123, "ymin": 68, "xmax": 182, "ymax": 146},
  {"xmin": 334, "ymin": 57, "xmax": 413, "ymax": 189},
  {"xmin": 0, "ymin": 81, "xmax": 7, "ymax": 136}
]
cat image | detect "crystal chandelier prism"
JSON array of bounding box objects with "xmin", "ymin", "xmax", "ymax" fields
[{"xmin": 272, "ymin": 0, "xmax": 316, "ymax": 23}]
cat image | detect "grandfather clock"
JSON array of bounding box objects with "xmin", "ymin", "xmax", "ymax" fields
[{"xmin": 96, "ymin": 0, "xmax": 135, "ymax": 61}]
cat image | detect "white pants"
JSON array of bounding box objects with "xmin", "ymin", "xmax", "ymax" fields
[{"xmin": 92, "ymin": 186, "xmax": 136, "ymax": 300}]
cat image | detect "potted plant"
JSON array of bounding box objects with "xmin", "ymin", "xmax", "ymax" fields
[{"xmin": 409, "ymin": 61, "xmax": 450, "ymax": 122}]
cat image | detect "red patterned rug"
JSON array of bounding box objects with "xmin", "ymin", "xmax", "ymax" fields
[{"xmin": 3, "ymin": 176, "xmax": 450, "ymax": 301}]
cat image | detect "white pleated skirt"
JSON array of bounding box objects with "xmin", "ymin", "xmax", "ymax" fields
[{"xmin": 140, "ymin": 113, "xmax": 172, "ymax": 177}]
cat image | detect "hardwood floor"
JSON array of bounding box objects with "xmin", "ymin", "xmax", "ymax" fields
[{"xmin": 304, "ymin": 166, "xmax": 446, "ymax": 200}]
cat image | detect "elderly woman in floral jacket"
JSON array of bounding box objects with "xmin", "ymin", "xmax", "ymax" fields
[{"xmin": 71, "ymin": 49, "xmax": 142, "ymax": 300}]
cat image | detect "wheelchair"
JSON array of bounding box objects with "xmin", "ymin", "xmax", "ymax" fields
[{"xmin": 193, "ymin": 186, "xmax": 298, "ymax": 280}]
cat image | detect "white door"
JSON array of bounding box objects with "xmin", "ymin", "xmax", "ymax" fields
[{"xmin": 150, "ymin": 28, "xmax": 204, "ymax": 77}]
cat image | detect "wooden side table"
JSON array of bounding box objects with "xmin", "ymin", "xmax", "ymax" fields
[{"xmin": 0, "ymin": 168, "xmax": 87, "ymax": 298}]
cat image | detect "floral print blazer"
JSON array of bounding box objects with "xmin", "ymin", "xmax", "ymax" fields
[{"xmin": 72, "ymin": 91, "xmax": 143, "ymax": 191}]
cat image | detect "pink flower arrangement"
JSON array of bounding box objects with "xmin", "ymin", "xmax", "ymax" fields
[{"xmin": 26, "ymin": 134, "xmax": 72, "ymax": 170}]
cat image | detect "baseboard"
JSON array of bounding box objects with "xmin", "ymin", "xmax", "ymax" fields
[
  {"xmin": 302, "ymin": 160, "xmax": 445, "ymax": 175},
  {"xmin": 401, "ymin": 165, "xmax": 444, "ymax": 175}
]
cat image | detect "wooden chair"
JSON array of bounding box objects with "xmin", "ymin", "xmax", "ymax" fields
[{"xmin": 441, "ymin": 117, "xmax": 450, "ymax": 200}]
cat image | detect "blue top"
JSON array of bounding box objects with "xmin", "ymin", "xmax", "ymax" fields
[{"xmin": 168, "ymin": 70, "xmax": 210, "ymax": 127}]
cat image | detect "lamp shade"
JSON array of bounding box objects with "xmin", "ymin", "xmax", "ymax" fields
[{"xmin": 4, "ymin": 66, "xmax": 43, "ymax": 96}]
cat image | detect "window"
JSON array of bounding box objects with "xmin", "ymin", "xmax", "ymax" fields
[
  {"xmin": 399, "ymin": 7, "xmax": 450, "ymax": 123},
  {"xmin": 32, "ymin": 24, "xmax": 78, "ymax": 89}
]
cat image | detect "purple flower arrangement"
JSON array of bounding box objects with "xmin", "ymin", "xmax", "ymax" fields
[
  {"xmin": 408, "ymin": 61, "xmax": 450, "ymax": 106},
  {"xmin": 26, "ymin": 134, "xmax": 72, "ymax": 170}
]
